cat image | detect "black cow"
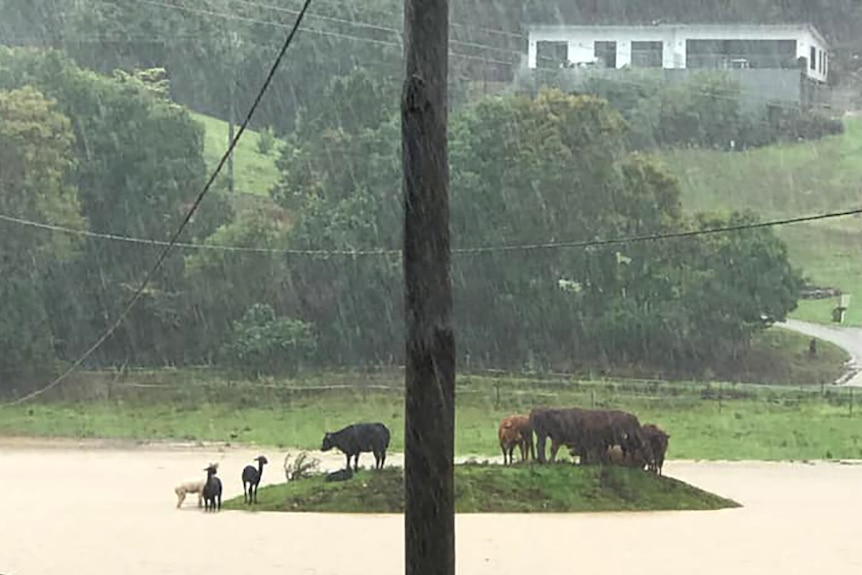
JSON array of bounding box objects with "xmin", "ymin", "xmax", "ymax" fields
[{"xmin": 321, "ymin": 422, "xmax": 391, "ymax": 471}]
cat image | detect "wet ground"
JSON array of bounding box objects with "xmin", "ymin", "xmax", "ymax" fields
[
  {"xmin": 1, "ymin": 437, "xmax": 860, "ymax": 575},
  {"xmin": 782, "ymin": 318, "xmax": 862, "ymax": 386}
]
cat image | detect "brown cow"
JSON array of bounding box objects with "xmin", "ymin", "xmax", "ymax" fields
[
  {"xmin": 641, "ymin": 423, "xmax": 670, "ymax": 475},
  {"xmin": 529, "ymin": 407, "xmax": 588, "ymax": 463},
  {"xmin": 572, "ymin": 408, "xmax": 647, "ymax": 465},
  {"xmin": 498, "ymin": 414, "xmax": 534, "ymax": 465},
  {"xmin": 530, "ymin": 407, "xmax": 647, "ymax": 465}
]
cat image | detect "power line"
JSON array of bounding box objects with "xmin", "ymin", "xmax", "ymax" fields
[
  {"xmin": 128, "ymin": 0, "xmax": 520, "ymax": 67},
  {"xmin": 0, "ymin": 0, "xmax": 317, "ymax": 408},
  {"xmin": 3, "ymin": 1, "xmax": 832, "ymax": 112},
  {"xmin": 453, "ymin": 205, "xmax": 862, "ymax": 255},
  {"xmin": 0, "ymin": 211, "xmax": 394, "ymax": 255},
  {"xmin": 227, "ymin": 0, "xmax": 524, "ymax": 55},
  {"xmin": 0, "ymin": 201, "xmax": 859, "ymax": 258},
  {"xmin": 228, "ymin": 0, "xmax": 527, "ymax": 42}
]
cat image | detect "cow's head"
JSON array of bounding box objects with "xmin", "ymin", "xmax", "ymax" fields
[{"xmin": 321, "ymin": 432, "xmax": 334, "ymax": 452}]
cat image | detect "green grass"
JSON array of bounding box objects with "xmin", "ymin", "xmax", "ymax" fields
[
  {"xmin": 683, "ymin": 327, "xmax": 848, "ymax": 385},
  {"xmin": 222, "ymin": 463, "xmax": 739, "ymax": 513},
  {"xmin": 793, "ymin": 297, "xmax": 862, "ymax": 327},
  {"xmin": 550, "ymin": 327, "xmax": 848, "ymax": 385},
  {"xmin": 655, "ymin": 116, "xmax": 862, "ymax": 323},
  {"xmin": 190, "ymin": 112, "xmax": 281, "ymax": 197},
  {"xmin": 2, "ymin": 356, "xmax": 861, "ymax": 461}
]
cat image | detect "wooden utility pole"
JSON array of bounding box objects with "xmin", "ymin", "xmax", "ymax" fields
[{"xmin": 402, "ymin": 1, "xmax": 454, "ymax": 575}]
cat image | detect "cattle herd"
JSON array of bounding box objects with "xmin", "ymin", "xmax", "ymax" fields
[
  {"xmin": 498, "ymin": 407, "xmax": 670, "ymax": 475},
  {"xmin": 176, "ymin": 409, "xmax": 670, "ymax": 510}
]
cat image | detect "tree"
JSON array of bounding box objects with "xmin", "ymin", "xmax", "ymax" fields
[
  {"xmin": 221, "ymin": 303, "xmax": 317, "ymax": 377},
  {"xmin": 182, "ymin": 203, "xmax": 293, "ymax": 363},
  {"xmin": 678, "ymin": 211, "xmax": 805, "ymax": 361},
  {"xmin": 0, "ymin": 85, "xmax": 82, "ymax": 389},
  {"xmin": 0, "ymin": 47, "xmax": 222, "ymax": 367},
  {"xmin": 276, "ymin": 84, "xmax": 804, "ymax": 374},
  {"xmin": 268, "ymin": 69, "xmax": 404, "ymax": 366}
]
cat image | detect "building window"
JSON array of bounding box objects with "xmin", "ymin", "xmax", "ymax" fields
[
  {"xmin": 810, "ymin": 46, "xmax": 817, "ymax": 70},
  {"xmin": 594, "ymin": 41, "xmax": 617, "ymax": 68},
  {"xmin": 631, "ymin": 41, "xmax": 663, "ymax": 68},
  {"xmin": 686, "ymin": 39, "xmax": 797, "ymax": 69},
  {"xmin": 536, "ymin": 41, "xmax": 568, "ymax": 69}
]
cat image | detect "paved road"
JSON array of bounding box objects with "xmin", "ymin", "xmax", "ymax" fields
[{"xmin": 779, "ymin": 318, "xmax": 862, "ymax": 386}]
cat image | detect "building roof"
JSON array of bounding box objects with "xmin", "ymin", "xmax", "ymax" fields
[{"xmin": 526, "ymin": 22, "xmax": 830, "ymax": 49}]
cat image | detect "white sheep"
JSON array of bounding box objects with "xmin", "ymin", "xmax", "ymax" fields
[{"xmin": 174, "ymin": 479, "xmax": 206, "ymax": 508}]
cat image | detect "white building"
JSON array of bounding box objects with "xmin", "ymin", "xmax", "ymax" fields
[{"xmin": 526, "ymin": 23, "xmax": 829, "ymax": 83}]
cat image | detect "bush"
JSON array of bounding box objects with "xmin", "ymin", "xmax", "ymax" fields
[
  {"xmin": 771, "ymin": 107, "xmax": 845, "ymax": 141},
  {"xmin": 581, "ymin": 72, "xmax": 845, "ymax": 152},
  {"xmin": 257, "ymin": 125, "xmax": 277, "ymax": 155},
  {"xmin": 221, "ymin": 303, "xmax": 317, "ymax": 377},
  {"xmin": 284, "ymin": 451, "xmax": 321, "ymax": 481}
]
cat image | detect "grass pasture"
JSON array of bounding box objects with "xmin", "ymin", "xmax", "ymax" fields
[
  {"xmin": 656, "ymin": 116, "xmax": 862, "ymax": 324},
  {"xmin": 1, "ymin": 373, "xmax": 860, "ymax": 462},
  {"xmin": 0, "ymin": 328, "xmax": 854, "ymax": 461},
  {"xmin": 191, "ymin": 112, "xmax": 281, "ymax": 197},
  {"xmin": 793, "ymin": 297, "xmax": 862, "ymax": 327},
  {"xmin": 222, "ymin": 463, "xmax": 740, "ymax": 513}
]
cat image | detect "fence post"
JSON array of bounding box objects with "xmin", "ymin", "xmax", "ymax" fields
[
  {"xmin": 494, "ymin": 380, "xmax": 500, "ymax": 409},
  {"xmin": 850, "ymin": 386, "xmax": 854, "ymax": 417},
  {"xmin": 718, "ymin": 382, "xmax": 723, "ymax": 414},
  {"xmin": 590, "ymin": 389, "xmax": 595, "ymax": 408}
]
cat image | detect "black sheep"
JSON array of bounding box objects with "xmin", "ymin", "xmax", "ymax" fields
[
  {"xmin": 321, "ymin": 422, "xmax": 390, "ymax": 471},
  {"xmin": 202, "ymin": 463, "xmax": 222, "ymax": 512},
  {"xmin": 241, "ymin": 455, "xmax": 268, "ymax": 504}
]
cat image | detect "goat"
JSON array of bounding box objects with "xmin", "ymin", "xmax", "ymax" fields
[
  {"xmin": 202, "ymin": 463, "xmax": 222, "ymax": 512},
  {"xmin": 241, "ymin": 455, "xmax": 268, "ymax": 504}
]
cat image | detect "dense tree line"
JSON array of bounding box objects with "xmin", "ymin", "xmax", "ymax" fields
[
  {"xmin": 263, "ymin": 71, "xmax": 803, "ymax": 373},
  {"xmin": 0, "ymin": 47, "xmax": 231, "ymax": 388},
  {"xmin": 0, "ymin": 47, "xmax": 804, "ymax": 394},
  {"xmin": 570, "ymin": 71, "xmax": 845, "ymax": 152},
  {"xmin": 3, "ymin": 0, "xmax": 858, "ymax": 138},
  {"xmin": 0, "ymin": 0, "xmax": 522, "ymax": 135}
]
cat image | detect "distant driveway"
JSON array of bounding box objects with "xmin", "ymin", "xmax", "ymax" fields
[{"xmin": 779, "ymin": 318, "xmax": 862, "ymax": 386}]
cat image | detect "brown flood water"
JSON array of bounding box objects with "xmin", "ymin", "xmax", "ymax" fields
[{"xmin": 1, "ymin": 437, "xmax": 861, "ymax": 575}]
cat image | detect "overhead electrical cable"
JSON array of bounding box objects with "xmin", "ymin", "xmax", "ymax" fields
[{"xmin": 0, "ymin": 0, "xmax": 316, "ymax": 408}]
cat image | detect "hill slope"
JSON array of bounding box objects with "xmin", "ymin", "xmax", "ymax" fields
[
  {"xmin": 655, "ymin": 117, "xmax": 862, "ymax": 326},
  {"xmin": 223, "ymin": 463, "xmax": 740, "ymax": 513},
  {"xmin": 190, "ymin": 112, "xmax": 281, "ymax": 197}
]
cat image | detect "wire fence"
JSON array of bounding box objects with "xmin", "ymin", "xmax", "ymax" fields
[{"xmin": 12, "ymin": 364, "xmax": 857, "ymax": 416}]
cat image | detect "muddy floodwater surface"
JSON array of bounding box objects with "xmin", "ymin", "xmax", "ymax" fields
[{"xmin": 1, "ymin": 437, "xmax": 860, "ymax": 574}]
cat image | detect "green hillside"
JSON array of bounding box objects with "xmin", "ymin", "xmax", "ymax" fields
[
  {"xmin": 190, "ymin": 112, "xmax": 281, "ymax": 197},
  {"xmin": 656, "ymin": 116, "xmax": 862, "ymax": 326},
  {"xmin": 187, "ymin": 108, "xmax": 860, "ymax": 325}
]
